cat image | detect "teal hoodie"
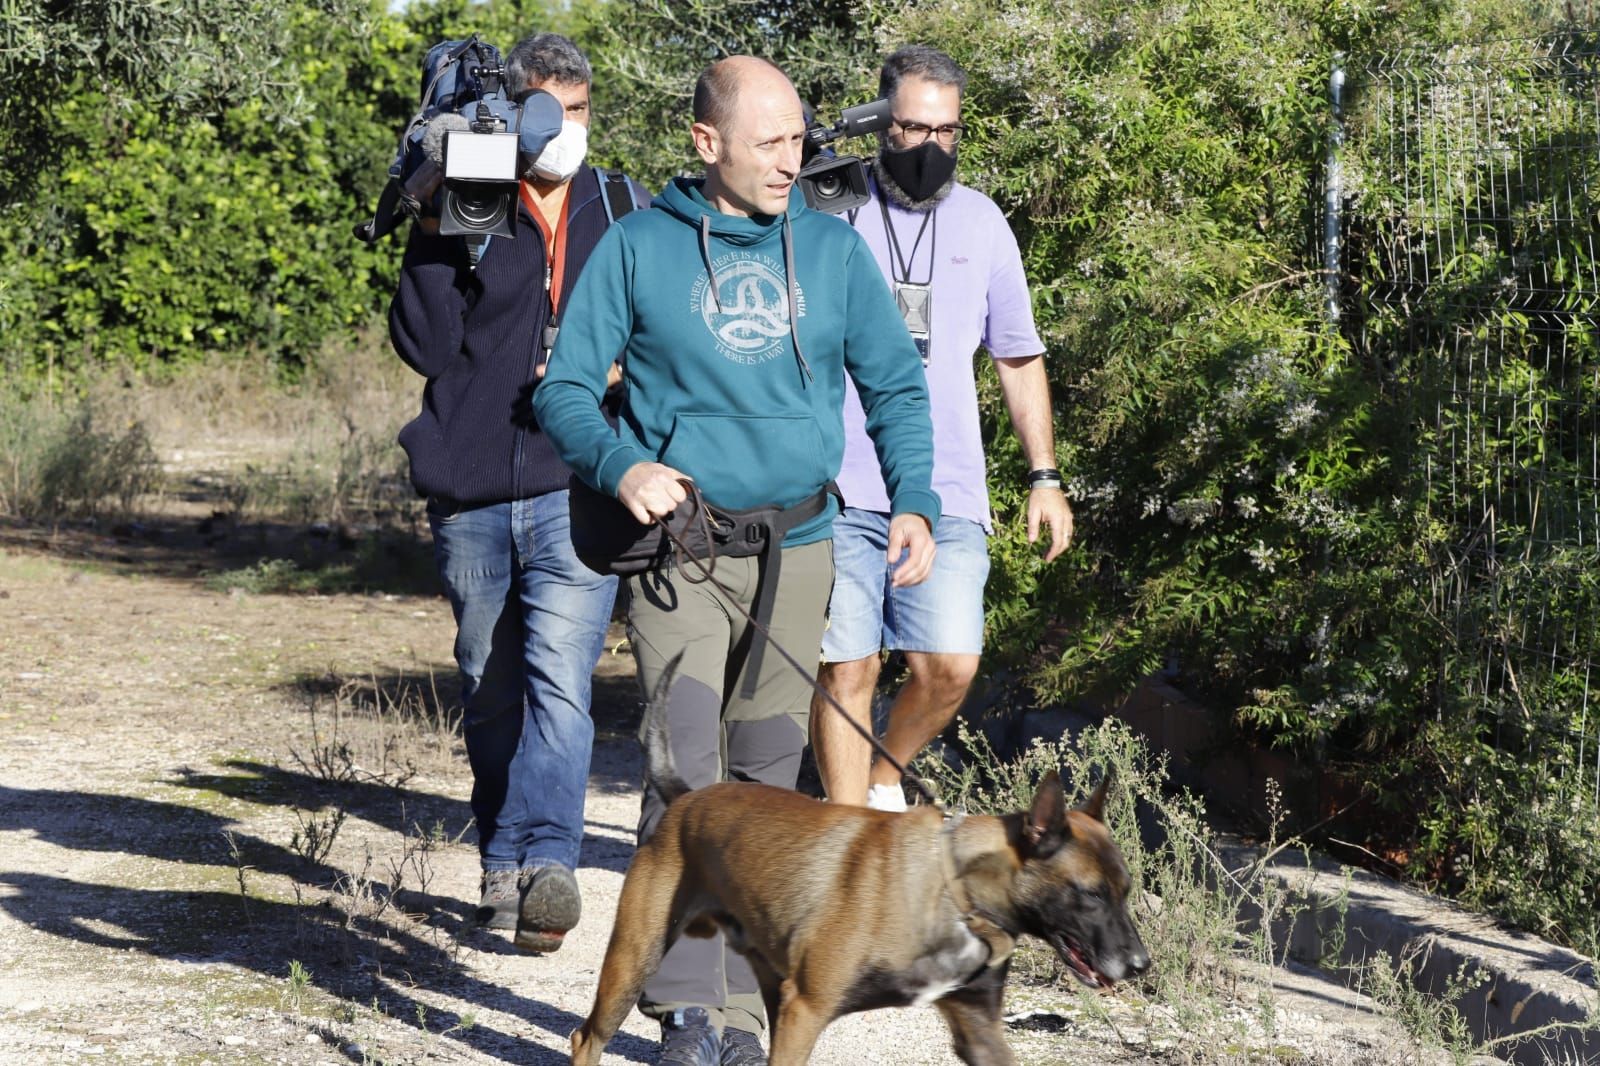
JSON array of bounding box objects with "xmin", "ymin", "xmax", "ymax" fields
[{"xmin": 534, "ymin": 176, "xmax": 940, "ymax": 545}]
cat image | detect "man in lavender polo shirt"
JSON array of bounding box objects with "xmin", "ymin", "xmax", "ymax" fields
[{"xmin": 811, "ymin": 44, "xmax": 1075, "ymax": 809}]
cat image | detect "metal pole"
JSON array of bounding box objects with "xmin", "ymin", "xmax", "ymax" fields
[{"xmin": 1325, "ymin": 54, "xmax": 1345, "ymax": 322}]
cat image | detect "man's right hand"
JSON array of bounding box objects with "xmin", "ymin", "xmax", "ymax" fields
[
  {"xmin": 616, "ymin": 462, "xmax": 691, "ymax": 525},
  {"xmin": 887, "ymin": 513, "xmax": 937, "ymax": 588}
]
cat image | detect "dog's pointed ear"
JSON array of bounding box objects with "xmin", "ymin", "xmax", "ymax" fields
[
  {"xmin": 1024, "ymin": 770, "xmax": 1070, "ymax": 857},
  {"xmin": 1079, "ymin": 770, "xmax": 1112, "ymax": 823}
]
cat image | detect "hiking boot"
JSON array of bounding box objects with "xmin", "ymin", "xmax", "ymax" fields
[
  {"xmin": 474, "ymin": 868, "xmax": 519, "ymax": 929},
  {"xmin": 719, "ymin": 1025, "xmax": 767, "ymax": 1066},
  {"xmin": 513, "ymin": 864, "xmax": 582, "ymax": 953},
  {"xmin": 658, "ymin": 1007, "xmax": 721, "ymax": 1066}
]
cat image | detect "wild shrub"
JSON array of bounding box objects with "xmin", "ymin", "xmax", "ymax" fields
[
  {"xmin": 918, "ymin": 718, "xmax": 1305, "ymax": 1050},
  {"xmin": 0, "ymin": 396, "xmax": 161, "ymax": 520},
  {"xmin": 878, "ymin": 0, "xmax": 1600, "ymax": 955}
]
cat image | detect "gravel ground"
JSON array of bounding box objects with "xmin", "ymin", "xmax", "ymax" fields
[{"xmin": 0, "ymin": 525, "xmax": 1469, "ymax": 1065}]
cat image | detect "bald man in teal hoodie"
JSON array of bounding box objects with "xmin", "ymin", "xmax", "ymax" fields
[{"xmin": 534, "ymin": 56, "xmax": 938, "ymax": 1065}]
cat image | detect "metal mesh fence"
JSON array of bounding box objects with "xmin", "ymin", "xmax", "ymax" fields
[{"xmin": 1336, "ymin": 35, "xmax": 1600, "ymax": 800}]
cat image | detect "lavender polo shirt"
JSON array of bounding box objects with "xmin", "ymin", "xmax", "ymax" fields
[{"xmin": 836, "ymin": 180, "xmax": 1044, "ymax": 532}]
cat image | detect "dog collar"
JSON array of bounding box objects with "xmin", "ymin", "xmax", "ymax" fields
[{"xmin": 938, "ymin": 815, "xmax": 1015, "ymax": 969}]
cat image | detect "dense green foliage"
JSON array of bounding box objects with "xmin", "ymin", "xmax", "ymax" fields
[
  {"xmin": 575, "ymin": 0, "xmax": 881, "ymax": 188},
  {"xmin": 3, "ymin": 2, "xmax": 389, "ymax": 377},
  {"xmin": 0, "ymin": 0, "xmax": 368, "ymax": 201},
  {"xmin": 0, "ymin": 0, "xmax": 572, "ymax": 380},
  {"xmin": 871, "ymin": 0, "xmax": 1597, "ymax": 954},
  {"xmin": 1337, "ymin": 34, "xmax": 1600, "ymax": 949},
  {"xmin": 2, "ymin": 0, "xmax": 1596, "ymax": 954}
]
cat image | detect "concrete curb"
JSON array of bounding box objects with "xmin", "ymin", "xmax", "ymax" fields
[{"xmin": 1218, "ymin": 839, "xmax": 1599, "ymax": 1065}]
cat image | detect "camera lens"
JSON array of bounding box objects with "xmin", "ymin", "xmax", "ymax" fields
[
  {"xmin": 814, "ymin": 174, "xmax": 843, "ymax": 201},
  {"xmin": 449, "ymin": 187, "xmax": 509, "ymax": 231}
]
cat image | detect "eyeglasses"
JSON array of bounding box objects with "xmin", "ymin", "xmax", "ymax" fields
[{"xmin": 891, "ymin": 119, "xmax": 966, "ymax": 147}]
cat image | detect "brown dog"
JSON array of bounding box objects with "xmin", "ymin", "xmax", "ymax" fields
[{"xmin": 571, "ymin": 667, "xmax": 1150, "ymax": 1065}]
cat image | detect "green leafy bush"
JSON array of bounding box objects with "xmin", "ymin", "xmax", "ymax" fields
[
  {"xmin": 871, "ymin": 0, "xmax": 1599, "ymax": 955},
  {"xmin": 1, "ymin": 3, "xmax": 404, "ymax": 377},
  {"xmin": 0, "ymin": 0, "xmax": 570, "ymax": 380}
]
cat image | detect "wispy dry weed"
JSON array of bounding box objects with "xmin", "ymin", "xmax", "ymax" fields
[
  {"xmin": 287, "ymin": 668, "xmax": 461, "ymax": 789},
  {"xmin": 5, "ymin": 332, "xmax": 422, "ymax": 528},
  {"xmin": 920, "ymin": 720, "xmax": 1296, "ymax": 1048}
]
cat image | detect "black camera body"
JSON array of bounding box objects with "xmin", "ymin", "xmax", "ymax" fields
[{"xmin": 799, "ymin": 98, "xmax": 892, "ymax": 215}]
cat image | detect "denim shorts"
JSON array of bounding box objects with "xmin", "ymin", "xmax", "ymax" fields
[{"xmin": 820, "ymin": 508, "xmax": 990, "ymax": 661}]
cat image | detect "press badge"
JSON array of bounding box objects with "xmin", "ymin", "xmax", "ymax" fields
[{"xmin": 894, "ymin": 281, "xmax": 933, "ymax": 367}]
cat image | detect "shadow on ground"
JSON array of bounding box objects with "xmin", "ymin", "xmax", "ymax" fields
[
  {"xmin": 0, "ymin": 511, "xmax": 440, "ymax": 596},
  {"xmin": 0, "ymin": 872, "xmax": 659, "ymax": 1064}
]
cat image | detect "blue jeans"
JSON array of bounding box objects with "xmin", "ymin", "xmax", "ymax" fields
[
  {"xmin": 820, "ymin": 508, "xmax": 990, "ymax": 661},
  {"xmin": 428, "ymin": 490, "xmax": 618, "ymax": 873}
]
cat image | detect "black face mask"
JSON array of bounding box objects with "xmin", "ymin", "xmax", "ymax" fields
[{"xmin": 877, "ymin": 141, "xmax": 958, "ymax": 208}]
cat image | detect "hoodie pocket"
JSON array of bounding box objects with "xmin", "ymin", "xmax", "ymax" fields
[{"xmin": 660, "ymin": 412, "xmax": 827, "ymax": 510}]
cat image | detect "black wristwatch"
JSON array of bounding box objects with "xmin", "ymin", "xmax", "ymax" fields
[{"xmin": 1027, "ymin": 467, "xmax": 1063, "ymax": 490}]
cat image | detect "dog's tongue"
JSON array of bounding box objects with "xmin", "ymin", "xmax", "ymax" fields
[{"xmin": 1066, "ymin": 944, "xmax": 1105, "ymax": 987}]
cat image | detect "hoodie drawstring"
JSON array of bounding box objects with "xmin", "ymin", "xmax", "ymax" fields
[
  {"xmin": 782, "ymin": 212, "xmax": 814, "ymax": 384},
  {"xmin": 699, "ymin": 215, "xmax": 723, "ymax": 313}
]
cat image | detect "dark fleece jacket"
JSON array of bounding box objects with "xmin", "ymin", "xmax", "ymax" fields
[{"xmin": 388, "ymin": 165, "xmax": 647, "ymax": 505}]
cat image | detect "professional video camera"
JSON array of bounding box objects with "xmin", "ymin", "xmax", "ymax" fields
[
  {"xmin": 355, "ymin": 36, "xmax": 564, "ymax": 243},
  {"xmin": 798, "ymin": 98, "xmax": 892, "ymax": 215}
]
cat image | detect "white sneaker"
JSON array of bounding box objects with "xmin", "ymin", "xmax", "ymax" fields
[{"xmin": 866, "ymin": 783, "xmax": 908, "ymax": 812}]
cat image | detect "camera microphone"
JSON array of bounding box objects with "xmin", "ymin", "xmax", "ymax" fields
[
  {"xmin": 423, "ymin": 112, "xmax": 473, "ymax": 166},
  {"xmin": 832, "ymin": 98, "xmax": 893, "ymax": 139},
  {"xmin": 398, "ymin": 112, "xmax": 474, "ymax": 208}
]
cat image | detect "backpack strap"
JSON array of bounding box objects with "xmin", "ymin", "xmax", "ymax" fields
[{"xmin": 594, "ymin": 166, "xmax": 639, "ymax": 224}]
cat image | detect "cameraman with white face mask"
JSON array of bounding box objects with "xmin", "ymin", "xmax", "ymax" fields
[{"xmin": 389, "ymin": 31, "xmax": 650, "ymax": 953}]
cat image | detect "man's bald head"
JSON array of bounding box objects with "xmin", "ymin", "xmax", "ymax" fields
[
  {"xmin": 692, "ymin": 55, "xmax": 794, "ymax": 131},
  {"xmin": 690, "ymin": 55, "xmax": 806, "ymax": 217}
]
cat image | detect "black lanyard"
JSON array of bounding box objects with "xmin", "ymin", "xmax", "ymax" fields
[{"xmin": 878, "ymin": 193, "xmax": 937, "ymax": 286}]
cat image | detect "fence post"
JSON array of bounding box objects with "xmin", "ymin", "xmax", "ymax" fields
[{"xmin": 1324, "ymin": 53, "xmax": 1345, "ymax": 322}]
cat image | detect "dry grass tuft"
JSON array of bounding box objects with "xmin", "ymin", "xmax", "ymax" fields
[{"xmin": 2, "ymin": 331, "xmax": 423, "ymax": 527}]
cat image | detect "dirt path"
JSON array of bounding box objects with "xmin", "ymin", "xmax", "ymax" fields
[
  {"xmin": 0, "ymin": 524, "xmax": 1115, "ymax": 1066},
  {"xmin": 0, "ymin": 518, "xmax": 1434, "ymax": 1065}
]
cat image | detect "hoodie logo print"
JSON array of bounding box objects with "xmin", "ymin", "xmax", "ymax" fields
[{"xmin": 691, "ymin": 253, "xmax": 805, "ymax": 365}]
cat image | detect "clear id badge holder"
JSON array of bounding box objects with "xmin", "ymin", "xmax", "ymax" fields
[{"xmin": 894, "ymin": 281, "xmax": 932, "ymax": 367}]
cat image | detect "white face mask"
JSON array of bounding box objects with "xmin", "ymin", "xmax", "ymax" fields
[{"xmin": 528, "ymin": 120, "xmax": 589, "ymax": 183}]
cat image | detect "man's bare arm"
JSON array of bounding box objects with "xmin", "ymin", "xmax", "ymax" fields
[{"xmin": 994, "ymin": 354, "xmax": 1073, "ymax": 562}]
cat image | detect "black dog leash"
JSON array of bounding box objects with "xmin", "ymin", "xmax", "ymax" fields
[{"xmin": 654, "ymin": 517, "xmax": 946, "ymax": 812}]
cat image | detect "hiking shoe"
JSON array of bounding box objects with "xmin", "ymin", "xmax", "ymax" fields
[
  {"xmin": 719, "ymin": 1025, "xmax": 766, "ymax": 1066},
  {"xmin": 513, "ymin": 864, "xmax": 582, "ymax": 953},
  {"xmin": 658, "ymin": 1007, "xmax": 721, "ymax": 1066},
  {"xmin": 474, "ymin": 868, "xmax": 519, "ymax": 929}
]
